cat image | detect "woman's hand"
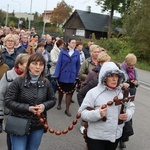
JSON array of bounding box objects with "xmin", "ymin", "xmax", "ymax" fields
[
  {"xmin": 122, "ymin": 83, "xmax": 130, "ymax": 89},
  {"xmin": 131, "ymin": 80, "xmax": 138, "ymax": 86},
  {"xmin": 36, "ymin": 104, "xmax": 45, "ymax": 113},
  {"xmin": 99, "ymin": 105, "xmax": 107, "ymax": 118},
  {"xmin": 119, "ymin": 113, "xmax": 128, "ymax": 121},
  {"xmin": 29, "ymin": 106, "xmax": 39, "ymax": 115}
]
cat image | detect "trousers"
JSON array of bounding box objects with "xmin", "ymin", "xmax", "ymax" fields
[
  {"xmin": 10, "ymin": 129, "xmax": 44, "ymax": 150},
  {"xmin": 87, "ymin": 137, "xmax": 119, "ymax": 150}
]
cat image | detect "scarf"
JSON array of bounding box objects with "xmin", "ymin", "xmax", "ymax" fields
[
  {"xmin": 21, "ymin": 41, "xmax": 28, "ymax": 49},
  {"xmin": 14, "ymin": 67, "xmax": 23, "ymax": 75},
  {"xmin": 5, "ymin": 48, "xmax": 14, "ymax": 55},
  {"xmin": 122, "ymin": 62, "xmax": 135, "ymax": 80}
]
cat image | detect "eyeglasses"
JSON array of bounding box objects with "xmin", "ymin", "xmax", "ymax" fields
[
  {"xmin": 31, "ymin": 62, "xmax": 44, "ymax": 67},
  {"xmin": 7, "ymin": 40, "xmax": 15, "ymax": 43},
  {"xmin": 126, "ymin": 63, "xmax": 135, "ymax": 68}
]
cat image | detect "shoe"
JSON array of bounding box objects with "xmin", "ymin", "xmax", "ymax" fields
[
  {"xmin": 119, "ymin": 141, "xmax": 126, "ymax": 148},
  {"xmin": 65, "ymin": 110, "xmax": 71, "ymax": 117},
  {"xmin": 80, "ymin": 126, "xmax": 85, "ymax": 134},
  {"xmin": 71, "ymin": 99, "xmax": 75, "ymax": 103},
  {"xmin": 57, "ymin": 105, "xmax": 61, "ymax": 110}
]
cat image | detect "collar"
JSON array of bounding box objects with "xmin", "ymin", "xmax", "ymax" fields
[{"xmin": 24, "ymin": 74, "xmax": 45, "ymax": 88}]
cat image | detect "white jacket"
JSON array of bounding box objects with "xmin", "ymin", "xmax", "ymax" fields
[
  {"xmin": 78, "ymin": 62, "xmax": 135, "ymax": 142},
  {"xmin": 50, "ymin": 43, "xmax": 60, "ymax": 75}
]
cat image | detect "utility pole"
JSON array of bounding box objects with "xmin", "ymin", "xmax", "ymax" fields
[
  {"xmin": 42, "ymin": 0, "xmax": 48, "ymax": 34},
  {"xmin": 5, "ymin": 4, "xmax": 9, "ymax": 26},
  {"xmin": 28, "ymin": 0, "xmax": 32, "ymax": 30}
]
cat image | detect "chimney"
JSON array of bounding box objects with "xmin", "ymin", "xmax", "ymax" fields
[{"xmin": 86, "ymin": 6, "xmax": 91, "ymax": 13}]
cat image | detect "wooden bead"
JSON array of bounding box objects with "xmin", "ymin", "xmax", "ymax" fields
[
  {"xmin": 36, "ymin": 112, "xmax": 41, "ymax": 118},
  {"xmin": 76, "ymin": 113, "xmax": 81, "ymax": 119},
  {"xmin": 44, "ymin": 124, "xmax": 49, "ymax": 130},
  {"xmin": 113, "ymin": 96, "xmax": 118, "ymax": 102},
  {"xmin": 83, "ymin": 128, "xmax": 87, "ymax": 134},
  {"xmin": 49, "ymin": 128, "xmax": 54, "ymax": 133},
  {"xmin": 102, "ymin": 116, "xmax": 107, "ymax": 122},
  {"xmin": 68, "ymin": 125, "xmax": 73, "ymax": 131},
  {"xmin": 107, "ymin": 101, "xmax": 113, "ymax": 106},
  {"xmin": 39, "ymin": 118, "xmax": 45, "ymax": 124},
  {"xmin": 55, "ymin": 131, "xmax": 61, "ymax": 135},
  {"xmin": 62, "ymin": 129, "xmax": 68, "ymax": 134},
  {"xmin": 101, "ymin": 104, "xmax": 107, "ymax": 109},
  {"xmin": 84, "ymin": 123, "xmax": 88, "ymax": 128},
  {"xmin": 72, "ymin": 119, "xmax": 77, "ymax": 125}
]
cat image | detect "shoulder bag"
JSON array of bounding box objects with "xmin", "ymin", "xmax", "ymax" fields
[{"xmin": 5, "ymin": 115, "xmax": 31, "ymax": 136}]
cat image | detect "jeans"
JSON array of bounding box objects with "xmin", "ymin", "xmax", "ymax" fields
[{"xmin": 10, "ymin": 129, "xmax": 44, "ymax": 150}]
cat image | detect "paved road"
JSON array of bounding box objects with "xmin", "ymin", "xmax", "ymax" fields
[{"xmin": 0, "ymin": 69, "xmax": 150, "ymax": 150}]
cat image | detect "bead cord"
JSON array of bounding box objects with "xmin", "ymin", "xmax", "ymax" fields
[
  {"xmin": 55, "ymin": 79, "xmax": 81, "ymax": 94},
  {"xmin": 36, "ymin": 112, "xmax": 81, "ymax": 136}
]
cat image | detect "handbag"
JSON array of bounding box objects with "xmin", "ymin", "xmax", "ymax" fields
[
  {"xmin": 121, "ymin": 120, "xmax": 134, "ymax": 141},
  {"xmin": 5, "ymin": 115, "xmax": 31, "ymax": 136}
]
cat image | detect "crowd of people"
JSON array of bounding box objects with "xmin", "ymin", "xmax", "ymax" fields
[{"xmin": 0, "ymin": 26, "xmax": 138, "ymax": 150}]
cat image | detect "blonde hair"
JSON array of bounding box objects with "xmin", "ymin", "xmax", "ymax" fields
[
  {"xmin": 97, "ymin": 51, "xmax": 111, "ymax": 64},
  {"xmin": 125, "ymin": 53, "xmax": 137, "ymax": 65},
  {"xmin": 3, "ymin": 34, "xmax": 16, "ymax": 46},
  {"xmin": 14, "ymin": 54, "xmax": 30, "ymax": 68}
]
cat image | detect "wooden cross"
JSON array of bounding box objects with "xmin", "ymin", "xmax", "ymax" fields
[{"xmin": 113, "ymin": 89, "xmax": 135, "ymax": 124}]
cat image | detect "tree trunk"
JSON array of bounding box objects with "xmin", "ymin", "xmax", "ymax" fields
[{"xmin": 108, "ymin": 4, "xmax": 114, "ymax": 38}]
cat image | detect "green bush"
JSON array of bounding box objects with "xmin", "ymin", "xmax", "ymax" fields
[{"xmin": 95, "ymin": 37, "xmax": 133, "ymax": 62}]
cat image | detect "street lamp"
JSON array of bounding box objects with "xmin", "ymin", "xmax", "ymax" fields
[
  {"xmin": 28, "ymin": 0, "xmax": 33, "ymax": 30},
  {"xmin": 42, "ymin": 0, "xmax": 48, "ymax": 34},
  {"xmin": 5, "ymin": 4, "xmax": 9, "ymax": 26}
]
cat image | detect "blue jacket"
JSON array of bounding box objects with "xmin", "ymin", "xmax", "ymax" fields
[
  {"xmin": 2, "ymin": 48, "xmax": 20, "ymax": 69},
  {"xmin": 54, "ymin": 49, "xmax": 80, "ymax": 83}
]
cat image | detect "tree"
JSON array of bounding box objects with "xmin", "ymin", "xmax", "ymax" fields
[
  {"xmin": 50, "ymin": 0, "xmax": 72, "ymax": 27},
  {"xmin": 123, "ymin": 0, "xmax": 150, "ymax": 61},
  {"xmin": 0, "ymin": 9, "xmax": 6, "ymax": 26},
  {"xmin": 95, "ymin": 0, "xmax": 129, "ymax": 38}
]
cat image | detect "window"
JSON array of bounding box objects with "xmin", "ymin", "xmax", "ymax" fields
[{"xmin": 76, "ymin": 29, "xmax": 85, "ymax": 36}]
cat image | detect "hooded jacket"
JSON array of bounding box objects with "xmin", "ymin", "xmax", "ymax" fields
[{"xmin": 78, "ymin": 62, "xmax": 135, "ymax": 142}]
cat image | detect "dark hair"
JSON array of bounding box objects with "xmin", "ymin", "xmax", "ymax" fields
[
  {"xmin": 64, "ymin": 38, "xmax": 76, "ymax": 50},
  {"xmin": 56, "ymin": 39, "xmax": 64, "ymax": 48},
  {"xmin": 22, "ymin": 53, "xmax": 46, "ymax": 80},
  {"xmin": 33, "ymin": 34, "xmax": 39, "ymax": 38},
  {"xmin": 37, "ymin": 42, "xmax": 45, "ymax": 49},
  {"xmin": 76, "ymin": 41, "xmax": 83, "ymax": 47}
]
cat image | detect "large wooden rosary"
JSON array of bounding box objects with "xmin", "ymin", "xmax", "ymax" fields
[
  {"xmin": 36, "ymin": 112, "xmax": 81, "ymax": 135},
  {"xmin": 36, "ymin": 89, "xmax": 134, "ymax": 144}
]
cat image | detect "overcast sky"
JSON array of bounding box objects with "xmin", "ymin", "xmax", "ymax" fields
[{"xmin": 0, "ymin": 0, "xmax": 120, "ymax": 16}]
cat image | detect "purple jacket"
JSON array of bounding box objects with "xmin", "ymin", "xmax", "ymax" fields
[{"xmin": 54, "ymin": 49, "xmax": 80, "ymax": 83}]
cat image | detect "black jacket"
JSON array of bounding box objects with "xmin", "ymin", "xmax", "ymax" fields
[
  {"xmin": 77, "ymin": 77, "xmax": 98, "ymax": 106},
  {"xmin": 5, "ymin": 76, "xmax": 56, "ymax": 131}
]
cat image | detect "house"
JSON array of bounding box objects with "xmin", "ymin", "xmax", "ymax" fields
[
  {"xmin": 15, "ymin": 12, "xmax": 34, "ymax": 21},
  {"xmin": 62, "ymin": 8, "xmax": 110, "ymax": 41},
  {"xmin": 42, "ymin": 10, "xmax": 53, "ymax": 23}
]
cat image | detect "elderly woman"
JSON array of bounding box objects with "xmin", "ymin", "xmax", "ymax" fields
[
  {"xmin": 119, "ymin": 53, "xmax": 138, "ymax": 148},
  {"xmin": 2, "ymin": 34, "xmax": 20, "ymax": 69},
  {"xmin": 82, "ymin": 51, "xmax": 111, "ymax": 87},
  {"xmin": 120, "ymin": 53, "xmax": 138, "ymax": 95},
  {"xmin": 5, "ymin": 53, "xmax": 56, "ymax": 150},
  {"xmin": 78, "ymin": 45, "xmax": 105, "ymax": 82},
  {"xmin": 78, "ymin": 62, "xmax": 135, "ymax": 150}
]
